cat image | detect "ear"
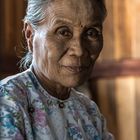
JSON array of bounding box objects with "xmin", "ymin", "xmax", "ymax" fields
[{"xmin": 24, "ymin": 23, "xmax": 34, "ymax": 52}]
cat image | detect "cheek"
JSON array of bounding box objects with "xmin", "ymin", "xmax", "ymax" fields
[
  {"xmin": 83, "ymin": 45, "xmax": 101, "ymax": 60},
  {"xmin": 33, "ymin": 39, "xmax": 46, "ymax": 60},
  {"xmin": 46, "ymin": 38, "xmax": 68, "ymax": 58},
  {"xmin": 32, "ymin": 38, "xmax": 49, "ymax": 73},
  {"xmin": 42, "ymin": 40, "xmax": 65, "ymax": 68},
  {"xmin": 88, "ymin": 37, "xmax": 103, "ymax": 55},
  {"xmin": 82, "ymin": 40, "xmax": 103, "ymax": 63},
  {"xmin": 91, "ymin": 42, "xmax": 103, "ymax": 54}
]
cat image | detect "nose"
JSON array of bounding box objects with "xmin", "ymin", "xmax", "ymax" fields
[{"xmin": 68, "ymin": 37, "xmax": 84, "ymax": 57}]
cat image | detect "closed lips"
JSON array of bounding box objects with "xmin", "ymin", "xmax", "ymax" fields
[{"xmin": 62, "ymin": 65, "xmax": 89, "ymax": 73}]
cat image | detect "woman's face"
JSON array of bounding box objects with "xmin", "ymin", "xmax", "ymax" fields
[{"xmin": 30, "ymin": 0, "xmax": 103, "ymax": 87}]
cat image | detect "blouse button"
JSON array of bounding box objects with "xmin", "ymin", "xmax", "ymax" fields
[
  {"xmin": 28, "ymin": 106, "xmax": 35, "ymax": 113},
  {"xmin": 58, "ymin": 102, "xmax": 65, "ymax": 108}
]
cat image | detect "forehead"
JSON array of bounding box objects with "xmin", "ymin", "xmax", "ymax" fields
[{"xmin": 44, "ymin": 0, "xmax": 102, "ymax": 26}]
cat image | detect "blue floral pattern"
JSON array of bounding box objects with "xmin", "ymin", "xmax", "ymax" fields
[{"xmin": 0, "ymin": 69, "xmax": 114, "ymax": 140}]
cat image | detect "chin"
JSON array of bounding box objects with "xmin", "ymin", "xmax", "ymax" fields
[
  {"xmin": 62, "ymin": 82, "xmax": 83, "ymax": 88},
  {"xmin": 59, "ymin": 77, "xmax": 87, "ymax": 88}
]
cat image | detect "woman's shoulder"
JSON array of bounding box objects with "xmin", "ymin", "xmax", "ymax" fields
[
  {"xmin": 0, "ymin": 70, "xmax": 32, "ymax": 109},
  {"xmin": 71, "ymin": 88, "xmax": 101, "ymax": 116},
  {"xmin": 72, "ymin": 88, "xmax": 97, "ymax": 105},
  {"xmin": 71, "ymin": 89, "xmax": 115, "ymax": 140},
  {"xmin": 1, "ymin": 69, "xmax": 31, "ymax": 86}
]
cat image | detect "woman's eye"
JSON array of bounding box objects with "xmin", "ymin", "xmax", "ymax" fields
[
  {"xmin": 85, "ymin": 28, "xmax": 101, "ymax": 40},
  {"xmin": 56, "ymin": 27, "xmax": 72, "ymax": 38}
]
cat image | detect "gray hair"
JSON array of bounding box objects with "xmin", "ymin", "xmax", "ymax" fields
[
  {"xmin": 21, "ymin": 0, "xmax": 107, "ymax": 70},
  {"xmin": 24, "ymin": 0, "xmax": 54, "ymax": 28}
]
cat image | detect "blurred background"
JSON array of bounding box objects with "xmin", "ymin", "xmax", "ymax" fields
[{"xmin": 0, "ymin": 0, "xmax": 140, "ymax": 140}]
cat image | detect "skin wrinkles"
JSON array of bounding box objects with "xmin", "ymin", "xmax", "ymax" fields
[
  {"xmin": 26, "ymin": 0, "xmax": 103, "ymax": 100},
  {"xmin": 43, "ymin": 0, "xmax": 100, "ymax": 29}
]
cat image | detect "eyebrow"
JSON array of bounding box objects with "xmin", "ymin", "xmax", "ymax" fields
[
  {"xmin": 52, "ymin": 18, "xmax": 73, "ymax": 26},
  {"xmin": 87, "ymin": 22, "xmax": 102, "ymax": 28},
  {"xmin": 51, "ymin": 18, "xmax": 102, "ymax": 28},
  {"xmin": 87, "ymin": 19, "xmax": 102, "ymax": 25}
]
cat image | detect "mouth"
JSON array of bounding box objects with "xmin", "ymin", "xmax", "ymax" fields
[{"xmin": 62, "ymin": 65, "xmax": 89, "ymax": 74}]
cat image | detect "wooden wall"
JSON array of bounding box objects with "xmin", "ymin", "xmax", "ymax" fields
[
  {"xmin": 90, "ymin": 0, "xmax": 140, "ymax": 140},
  {"xmin": 0, "ymin": 0, "xmax": 25, "ymax": 78},
  {"xmin": 0, "ymin": 0, "xmax": 140, "ymax": 140}
]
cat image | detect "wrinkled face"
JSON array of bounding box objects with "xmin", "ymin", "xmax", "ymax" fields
[{"xmin": 31, "ymin": 0, "xmax": 103, "ymax": 87}]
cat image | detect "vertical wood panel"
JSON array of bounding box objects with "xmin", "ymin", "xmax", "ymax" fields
[
  {"xmin": 99, "ymin": 0, "xmax": 115, "ymax": 61},
  {"xmin": 15, "ymin": 0, "xmax": 26, "ymax": 48},
  {"xmin": 113, "ymin": 0, "xmax": 132, "ymax": 59},
  {"xmin": 115, "ymin": 77, "xmax": 137, "ymax": 140},
  {"xmin": 132, "ymin": 0, "xmax": 140, "ymax": 58},
  {"xmin": 96, "ymin": 79, "xmax": 118, "ymax": 139},
  {"xmin": 0, "ymin": 1, "xmax": 5, "ymax": 59},
  {"xmin": 4, "ymin": 0, "xmax": 15, "ymax": 55},
  {"xmin": 0, "ymin": 0, "xmax": 25, "ymax": 78},
  {"xmin": 135, "ymin": 78, "xmax": 140, "ymax": 140}
]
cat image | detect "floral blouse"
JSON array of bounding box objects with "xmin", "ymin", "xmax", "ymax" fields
[{"xmin": 0, "ymin": 69, "xmax": 114, "ymax": 140}]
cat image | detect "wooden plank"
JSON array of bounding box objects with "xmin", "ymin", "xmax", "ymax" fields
[
  {"xmin": 15, "ymin": 0, "xmax": 26, "ymax": 47},
  {"xmin": 96, "ymin": 79, "xmax": 118, "ymax": 139},
  {"xmin": 132, "ymin": 0, "xmax": 140, "ymax": 58},
  {"xmin": 115, "ymin": 77, "xmax": 137, "ymax": 140},
  {"xmin": 92, "ymin": 59, "xmax": 140, "ymax": 78},
  {"xmin": 99, "ymin": 0, "xmax": 115, "ymax": 60},
  {"xmin": 0, "ymin": 1, "xmax": 5, "ymax": 56},
  {"xmin": 135, "ymin": 78, "xmax": 140, "ymax": 140},
  {"xmin": 0, "ymin": 0, "xmax": 25, "ymax": 75},
  {"xmin": 4, "ymin": 0, "xmax": 14, "ymax": 55},
  {"xmin": 113, "ymin": 0, "xmax": 132, "ymax": 59}
]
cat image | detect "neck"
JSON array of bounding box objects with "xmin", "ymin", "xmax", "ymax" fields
[{"xmin": 32, "ymin": 67, "xmax": 71, "ymax": 100}]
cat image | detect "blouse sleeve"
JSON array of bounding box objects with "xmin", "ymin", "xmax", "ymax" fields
[
  {"xmin": 101, "ymin": 115, "xmax": 115, "ymax": 140},
  {"xmin": 0, "ymin": 87, "xmax": 25, "ymax": 140},
  {"xmin": 77, "ymin": 91, "xmax": 115, "ymax": 140}
]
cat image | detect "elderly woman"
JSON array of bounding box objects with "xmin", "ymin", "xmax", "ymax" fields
[{"xmin": 0, "ymin": 0, "xmax": 114, "ymax": 139}]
